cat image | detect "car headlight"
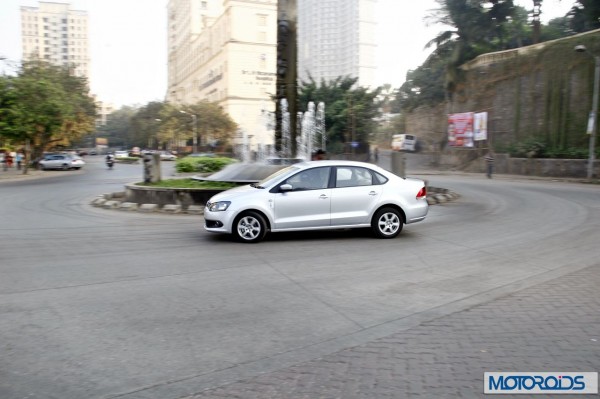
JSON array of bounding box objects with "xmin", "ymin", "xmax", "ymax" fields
[{"xmin": 207, "ymin": 201, "xmax": 231, "ymax": 212}]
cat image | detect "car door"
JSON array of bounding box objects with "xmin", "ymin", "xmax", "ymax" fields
[
  {"xmin": 330, "ymin": 166, "xmax": 382, "ymax": 226},
  {"xmin": 46, "ymin": 155, "xmax": 63, "ymax": 169},
  {"xmin": 272, "ymin": 166, "xmax": 331, "ymax": 230}
]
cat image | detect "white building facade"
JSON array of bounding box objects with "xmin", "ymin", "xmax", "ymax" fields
[
  {"xmin": 166, "ymin": 0, "xmax": 277, "ymax": 152},
  {"xmin": 20, "ymin": 2, "xmax": 90, "ymax": 79},
  {"xmin": 297, "ymin": 0, "xmax": 377, "ymax": 88}
]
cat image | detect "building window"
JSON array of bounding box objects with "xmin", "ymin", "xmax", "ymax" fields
[{"xmin": 257, "ymin": 14, "xmax": 267, "ymax": 26}]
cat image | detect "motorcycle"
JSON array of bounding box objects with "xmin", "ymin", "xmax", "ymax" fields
[{"xmin": 106, "ymin": 157, "xmax": 114, "ymax": 169}]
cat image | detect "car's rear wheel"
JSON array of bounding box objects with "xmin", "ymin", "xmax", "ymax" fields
[
  {"xmin": 233, "ymin": 211, "xmax": 267, "ymax": 243},
  {"xmin": 372, "ymin": 207, "xmax": 403, "ymax": 238}
]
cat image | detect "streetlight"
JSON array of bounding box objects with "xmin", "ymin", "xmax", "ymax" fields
[
  {"xmin": 179, "ymin": 110, "xmax": 198, "ymax": 153},
  {"xmin": 575, "ymin": 44, "xmax": 599, "ymax": 179}
]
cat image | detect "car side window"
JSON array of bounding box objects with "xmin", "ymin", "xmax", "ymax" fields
[
  {"xmin": 373, "ymin": 171, "xmax": 388, "ymax": 185},
  {"xmin": 285, "ymin": 167, "xmax": 330, "ymax": 190},
  {"xmin": 335, "ymin": 167, "xmax": 374, "ymax": 188}
]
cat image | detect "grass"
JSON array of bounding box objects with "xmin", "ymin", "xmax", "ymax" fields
[{"xmin": 137, "ymin": 178, "xmax": 239, "ymax": 189}]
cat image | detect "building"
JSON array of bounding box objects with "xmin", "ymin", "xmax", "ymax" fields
[
  {"xmin": 297, "ymin": 0, "xmax": 377, "ymax": 88},
  {"xmin": 20, "ymin": 2, "xmax": 90, "ymax": 79},
  {"xmin": 166, "ymin": 0, "xmax": 277, "ymax": 153},
  {"xmin": 94, "ymin": 98, "xmax": 115, "ymax": 127}
]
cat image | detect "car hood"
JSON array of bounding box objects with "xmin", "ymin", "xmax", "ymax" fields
[{"xmin": 207, "ymin": 184, "xmax": 266, "ymax": 203}]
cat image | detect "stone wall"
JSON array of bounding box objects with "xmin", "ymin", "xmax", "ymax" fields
[
  {"xmin": 405, "ymin": 29, "xmax": 600, "ymax": 159},
  {"xmin": 458, "ymin": 154, "xmax": 597, "ymax": 178}
]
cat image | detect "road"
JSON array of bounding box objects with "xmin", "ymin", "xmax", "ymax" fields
[{"xmin": 0, "ymin": 155, "xmax": 599, "ymax": 399}]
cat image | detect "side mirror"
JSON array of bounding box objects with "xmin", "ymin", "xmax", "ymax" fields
[{"xmin": 280, "ymin": 184, "xmax": 293, "ymax": 192}]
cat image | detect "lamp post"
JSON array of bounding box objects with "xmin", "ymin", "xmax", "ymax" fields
[
  {"xmin": 179, "ymin": 110, "xmax": 198, "ymax": 153},
  {"xmin": 575, "ymin": 45, "xmax": 599, "ymax": 179}
]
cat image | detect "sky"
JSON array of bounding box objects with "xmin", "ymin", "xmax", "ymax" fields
[{"xmin": 0, "ymin": 0, "xmax": 575, "ymax": 108}]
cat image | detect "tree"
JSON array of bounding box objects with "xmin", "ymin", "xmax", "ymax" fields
[
  {"xmin": 298, "ymin": 76, "xmax": 381, "ymax": 151},
  {"xmin": 568, "ymin": 0, "xmax": 600, "ymax": 33},
  {"xmin": 0, "ymin": 60, "xmax": 96, "ymax": 160},
  {"xmin": 157, "ymin": 101, "xmax": 237, "ymax": 152},
  {"xmin": 129, "ymin": 101, "xmax": 166, "ymax": 148},
  {"xmin": 95, "ymin": 106, "xmax": 137, "ymax": 149},
  {"xmin": 425, "ymin": 0, "xmax": 516, "ymax": 95},
  {"xmin": 396, "ymin": 55, "xmax": 447, "ymax": 111}
]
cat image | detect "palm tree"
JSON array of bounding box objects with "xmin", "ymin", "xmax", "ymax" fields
[{"xmin": 425, "ymin": 0, "xmax": 515, "ymax": 95}]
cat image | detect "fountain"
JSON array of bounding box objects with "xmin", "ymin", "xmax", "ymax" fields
[{"xmin": 193, "ymin": 100, "xmax": 325, "ymax": 183}]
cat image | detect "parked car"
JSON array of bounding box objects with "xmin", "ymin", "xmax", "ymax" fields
[
  {"xmin": 204, "ymin": 160, "xmax": 428, "ymax": 243},
  {"xmin": 159, "ymin": 151, "xmax": 177, "ymax": 161},
  {"xmin": 39, "ymin": 154, "xmax": 85, "ymax": 170},
  {"xmin": 187, "ymin": 152, "xmax": 216, "ymax": 158}
]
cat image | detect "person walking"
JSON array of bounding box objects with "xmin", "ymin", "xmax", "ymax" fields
[
  {"xmin": 311, "ymin": 149, "xmax": 326, "ymax": 161},
  {"xmin": 5, "ymin": 152, "xmax": 13, "ymax": 169},
  {"xmin": 484, "ymin": 150, "xmax": 495, "ymax": 178},
  {"xmin": 16, "ymin": 152, "xmax": 23, "ymax": 170}
]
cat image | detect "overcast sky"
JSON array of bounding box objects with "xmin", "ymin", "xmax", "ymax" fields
[{"xmin": 0, "ymin": 0, "xmax": 575, "ymax": 108}]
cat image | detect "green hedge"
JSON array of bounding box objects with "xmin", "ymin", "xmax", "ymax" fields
[{"xmin": 175, "ymin": 156, "xmax": 237, "ymax": 173}]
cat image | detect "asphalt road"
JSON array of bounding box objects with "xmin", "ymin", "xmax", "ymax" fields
[{"xmin": 0, "ymin": 155, "xmax": 599, "ymax": 399}]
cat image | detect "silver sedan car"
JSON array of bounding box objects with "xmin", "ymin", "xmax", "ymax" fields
[{"xmin": 204, "ymin": 160, "xmax": 428, "ymax": 243}]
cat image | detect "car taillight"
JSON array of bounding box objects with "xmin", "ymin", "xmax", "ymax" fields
[{"xmin": 416, "ymin": 186, "xmax": 426, "ymax": 199}]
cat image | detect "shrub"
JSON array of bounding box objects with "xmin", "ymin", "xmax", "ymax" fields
[{"xmin": 175, "ymin": 156, "xmax": 237, "ymax": 173}]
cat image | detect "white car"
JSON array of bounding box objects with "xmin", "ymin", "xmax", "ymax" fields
[
  {"xmin": 159, "ymin": 151, "xmax": 177, "ymax": 161},
  {"xmin": 39, "ymin": 154, "xmax": 85, "ymax": 170},
  {"xmin": 114, "ymin": 150, "xmax": 130, "ymax": 159},
  {"xmin": 204, "ymin": 160, "xmax": 428, "ymax": 243}
]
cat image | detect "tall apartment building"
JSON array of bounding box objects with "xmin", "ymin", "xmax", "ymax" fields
[
  {"xmin": 298, "ymin": 0, "xmax": 377, "ymax": 88},
  {"xmin": 20, "ymin": 2, "xmax": 90, "ymax": 79},
  {"xmin": 166, "ymin": 0, "xmax": 277, "ymax": 151}
]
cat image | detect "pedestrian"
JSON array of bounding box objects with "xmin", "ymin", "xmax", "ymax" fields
[
  {"xmin": 374, "ymin": 147, "xmax": 379, "ymax": 163},
  {"xmin": 5, "ymin": 152, "xmax": 13, "ymax": 169},
  {"xmin": 16, "ymin": 152, "xmax": 23, "ymax": 170},
  {"xmin": 484, "ymin": 150, "xmax": 494, "ymax": 178},
  {"xmin": 312, "ymin": 149, "xmax": 326, "ymax": 161}
]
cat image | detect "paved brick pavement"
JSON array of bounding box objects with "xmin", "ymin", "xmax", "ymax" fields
[{"xmin": 185, "ymin": 265, "xmax": 600, "ymax": 399}]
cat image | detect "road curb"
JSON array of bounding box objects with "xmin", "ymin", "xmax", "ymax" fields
[{"xmin": 90, "ymin": 186, "xmax": 460, "ymax": 215}]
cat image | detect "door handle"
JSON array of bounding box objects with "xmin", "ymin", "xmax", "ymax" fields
[
  {"xmin": 319, "ymin": 194, "xmax": 328, "ymax": 199},
  {"xmin": 368, "ymin": 191, "xmax": 378, "ymax": 196}
]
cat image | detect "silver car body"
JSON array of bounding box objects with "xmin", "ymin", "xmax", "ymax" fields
[
  {"xmin": 39, "ymin": 154, "xmax": 85, "ymax": 170},
  {"xmin": 204, "ymin": 161, "xmax": 428, "ymax": 239}
]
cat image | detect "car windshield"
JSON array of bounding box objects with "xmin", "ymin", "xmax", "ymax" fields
[{"xmin": 256, "ymin": 165, "xmax": 300, "ymax": 187}]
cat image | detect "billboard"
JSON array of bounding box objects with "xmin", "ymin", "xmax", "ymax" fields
[
  {"xmin": 447, "ymin": 112, "xmax": 474, "ymax": 147},
  {"xmin": 95, "ymin": 137, "xmax": 108, "ymax": 146},
  {"xmin": 474, "ymin": 112, "xmax": 488, "ymax": 141},
  {"xmin": 448, "ymin": 112, "xmax": 488, "ymax": 147}
]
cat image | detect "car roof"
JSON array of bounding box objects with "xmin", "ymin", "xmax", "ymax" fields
[{"xmin": 296, "ymin": 160, "xmax": 385, "ymax": 170}]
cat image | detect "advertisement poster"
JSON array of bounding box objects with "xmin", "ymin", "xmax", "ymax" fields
[
  {"xmin": 447, "ymin": 112, "xmax": 474, "ymax": 147},
  {"xmin": 474, "ymin": 112, "xmax": 488, "ymax": 141}
]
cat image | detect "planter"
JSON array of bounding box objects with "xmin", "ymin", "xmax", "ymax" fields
[{"xmin": 125, "ymin": 184, "xmax": 222, "ymax": 209}]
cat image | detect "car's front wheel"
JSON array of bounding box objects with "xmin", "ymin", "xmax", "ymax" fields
[
  {"xmin": 233, "ymin": 211, "xmax": 268, "ymax": 243},
  {"xmin": 372, "ymin": 207, "xmax": 403, "ymax": 238}
]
